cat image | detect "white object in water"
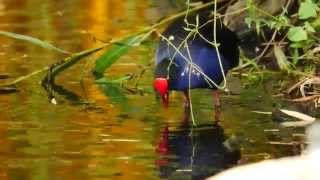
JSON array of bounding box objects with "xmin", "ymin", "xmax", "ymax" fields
[{"xmin": 208, "ymin": 123, "xmax": 320, "ymax": 180}]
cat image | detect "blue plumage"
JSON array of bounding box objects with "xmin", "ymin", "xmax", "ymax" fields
[{"xmin": 155, "ymin": 11, "xmax": 239, "ymax": 91}]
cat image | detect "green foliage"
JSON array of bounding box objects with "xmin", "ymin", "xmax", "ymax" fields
[
  {"xmin": 93, "ymin": 33, "xmax": 150, "ymax": 78},
  {"xmin": 98, "ymin": 83, "xmax": 129, "ymax": 111},
  {"xmin": 244, "ymin": 0, "xmax": 319, "ymax": 72},
  {"xmin": 298, "ymin": 0, "xmax": 318, "ymax": 20},
  {"xmin": 304, "ymin": 22, "xmax": 316, "ymax": 32}
]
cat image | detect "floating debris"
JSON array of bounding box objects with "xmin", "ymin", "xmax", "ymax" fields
[
  {"xmin": 272, "ymin": 109, "xmax": 316, "ymax": 127},
  {"xmin": 0, "ymin": 86, "xmax": 18, "ymax": 94},
  {"xmin": 102, "ymin": 139, "xmax": 140, "ymax": 142},
  {"xmin": 0, "ymin": 73, "xmax": 11, "ymax": 79},
  {"xmin": 176, "ymin": 169, "xmax": 192, "ymax": 172},
  {"xmin": 51, "ymin": 97, "xmax": 57, "ymax": 105},
  {"xmin": 263, "ymin": 129, "xmax": 280, "ymax": 132},
  {"xmin": 251, "ymin": 111, "xmax": 272, "ymax": 115}
]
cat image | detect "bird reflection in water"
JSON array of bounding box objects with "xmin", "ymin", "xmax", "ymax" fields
[{"xmin": 155, "ymin": 108, "xmax": 241, "ymax": 179}]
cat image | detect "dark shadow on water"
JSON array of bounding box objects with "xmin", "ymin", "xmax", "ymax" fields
[
  {"xmin": 42, "ymin": 80, "xmax": 82, "ymax": 104},
  {"xmin": 155, "ymin": 110, "xmax": 241, "ymax": 180},
  {"xmin": 41, "ymin": 79, "xmax": 129, "ymax": 110},
  {"xmin": 98, "ymin": 83, "xmax": 129, "ymax": 111}
]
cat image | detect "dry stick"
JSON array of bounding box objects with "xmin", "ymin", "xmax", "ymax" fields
[
  {"xmin": 259, "ymin": 30, "xmax": 277, "ymax": 60},
  {"xmin": 213, "ymin": 0, "xmax": 227, "ymax": 89},
  {"xmin": 188, "ymin": 0, "xmax": 225, "ymax": 125},
  {"xmin": 185, "ymin": 37, "xmax": 197, "ymax": 126},
  {"xmin": 233, "ymin": 0, "xmax": 294, "ymax": 71},
  {"xmin": 164, "ymin": 1, "xmax": 229, "ymax": 79},
  {"xmin": 147, "ymin": 0, "xmax": 227, "ymax": 33},
  {"xmin": 291, "ymin": 95, "xmax": 320, "ymax": 102},
  {"xmin": 220, "ymin": 7, "xmax": 248, "ymax": 18},
  {"xmin": 286, "ymin": 77, "xmax": 309, "ymax": 94}
]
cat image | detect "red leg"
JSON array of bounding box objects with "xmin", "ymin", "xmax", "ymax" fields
[
  {"xmin": 213, "ymin": 90, "xmax": 221, "ymax": 108},
  {"xmin": 182, "ymin": 91, "xmax": 190, "ymax": 108},
  {"xmin": 182, "ymin": 104, "xmax": 190, "ymax": 125},
  {"xmin": 213, "ymin": 90, "xmax": 222, "ymax": 122},
  {"xmin": 182, "ymin": 91, "xmax": 191, "ymax": 124}
]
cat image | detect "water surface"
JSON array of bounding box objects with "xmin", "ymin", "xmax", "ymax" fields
[{"xmin": 0, "ymin": 1, "xmax": 305, "ymax": 179}]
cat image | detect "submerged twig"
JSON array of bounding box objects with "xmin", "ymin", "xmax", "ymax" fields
[
  {"xmin": 0, "ymin": 73, "xmax": 11, "ymax": 79},
  {"xmin": 285, "ymin": 76, "xmax": 320, "ymax": 105},
  {"xmin": 0, "ymin": 86, "xmax": 18, "ymax": 94}
]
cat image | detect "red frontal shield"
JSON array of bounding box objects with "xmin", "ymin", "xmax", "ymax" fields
[{"xmin": 154, "ymin": 78, "xmax": 169, "ymax": 108}]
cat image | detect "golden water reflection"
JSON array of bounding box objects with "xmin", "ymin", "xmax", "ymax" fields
[{"xmin": 0, "ymin": 1, "xmax": 159, "ymax": 179}]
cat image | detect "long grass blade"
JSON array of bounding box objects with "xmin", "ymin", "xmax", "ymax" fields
[
  {"xmin": 0, "ymin": 45, "xmax": 106, "ymax": 87},
  {"xmin": 274, "ymin": 45, "xmax": 292, "ymax": 71},
  {"xmin": 0, "ymin": 31, "xmax": 70, "ymax": 54},
  {"xmin": 50, "ymin": 46, "xmax": 105, "ymax": 79}
]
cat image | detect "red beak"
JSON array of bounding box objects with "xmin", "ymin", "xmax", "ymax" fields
[{"xmin": 161, "ymin": 92, "xmax": 169, "ymax": 108}]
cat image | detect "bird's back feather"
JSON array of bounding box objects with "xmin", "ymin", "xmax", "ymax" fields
[{"xmin": 155, "ymin": 10, "xmax": 239, "ymax": 91}]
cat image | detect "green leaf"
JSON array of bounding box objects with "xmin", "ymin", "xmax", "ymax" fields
[
  {"xmin": 287, "ymin": 26, "xmax": 308, "ymax": 42},
  {"xmin": 304, "ymin": 22, "xmax": 316, "ymax": 32},
  {"xmin": 93, "ymin": 33, "xmax": 149, "ymax": 78},
  {"xmin": 244, "ymin": 17, "xmax": 253, "ymax": 28},
  {"xmin": 290, "ymin": 41, "xmax": 305, "ymax": 48},
  {"xmin": 274, "ymin": 45, "xmax": 291, "ymax": 71},
  {"xmin": 298, "ymin": 0, "xmax": 318, "ymax": 20},
  {"xmin": 0, "ymin": 31, "xmax": 69, "ymax": 54},
  {"xmin": 292, "ymin": 48, "xmax": 300, "ymax": 65}
]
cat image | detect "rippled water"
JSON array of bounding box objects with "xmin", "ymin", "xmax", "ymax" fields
[{"xmin": 0, "ymin": 1, "xmax": 306, "ymax": 179}]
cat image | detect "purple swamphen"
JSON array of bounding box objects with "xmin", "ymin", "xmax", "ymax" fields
[{"xmin": 153, "ymin": 8, "xmax": 239, "ymax": 116}]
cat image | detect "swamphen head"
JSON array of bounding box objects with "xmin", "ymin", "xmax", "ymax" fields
[{"xmin": 154, "ymin": 9, "xmax": 239, "ymax": 108}]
